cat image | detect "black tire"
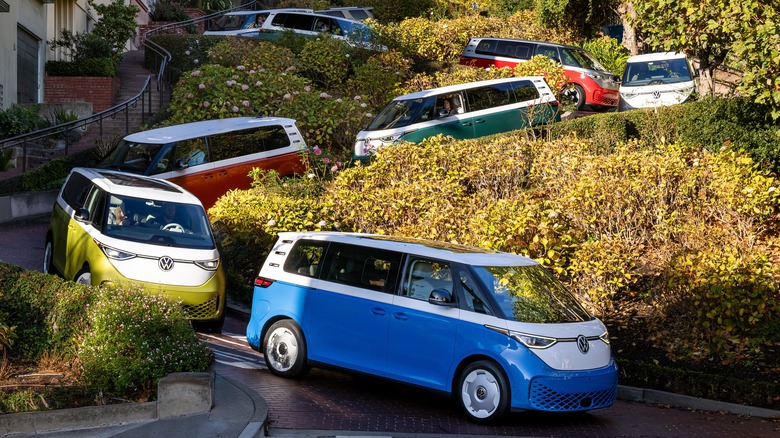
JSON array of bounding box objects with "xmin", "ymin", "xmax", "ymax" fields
[
  {"xmin": 43, "ymin": 237, "xmax": 55, "ymax": 275},
  {"xmin": 263, "ymin": 320, "xmax": 309, "ymax": 378},
  {"xmin": 74, "ymin": 265, "xmax": 92, "ymax": 285},
  {"xmin": 194, "ymin": 311, "xmax": 225, "ymax": 334},
  {"xmin": 456, "ymin": 360, "xmax": 510, "ymax": 423},
  {"xmin": 565, "ymin": 84, "xmax": 586, "ymax": 110}
]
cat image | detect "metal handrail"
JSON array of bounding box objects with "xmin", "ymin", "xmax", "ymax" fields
[
  {"xmin": 0, "ymin": 1, "xmax": 258, "ymax": 176},
  {"xmin": 0, "ymin": 76, "xmax": 154, "ymax": 172}
]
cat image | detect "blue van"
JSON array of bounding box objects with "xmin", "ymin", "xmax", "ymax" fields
[{"xmin": 247, "ymin": 232, "xmax": 617, "ymax": 423}]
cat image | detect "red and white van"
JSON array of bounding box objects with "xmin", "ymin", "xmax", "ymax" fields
[{"xmin": 460, "ymin": 37, "xmax": 620, "ymax": 111}]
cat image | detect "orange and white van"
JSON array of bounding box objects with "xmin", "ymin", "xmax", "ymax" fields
[{"xmin": 98, "ymin": 117, "xmax": 307, "ymax": 209}]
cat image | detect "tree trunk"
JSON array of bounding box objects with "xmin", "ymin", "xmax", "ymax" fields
[{"xmin": 618, "ymin": 1, "xmax": 640, "ymax": 55}]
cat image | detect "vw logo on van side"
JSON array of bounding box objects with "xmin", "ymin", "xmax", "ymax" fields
[
  {"xmin": 576, "ymin": 335, "xmax": 590, "ymax": 354},
  {"xmin": 159, "ymin": 256, "xmax": 174, "ymax": 271},
  {"xmin": 652, "ymin": 90, "xmax": 662, "ymax": 99}
]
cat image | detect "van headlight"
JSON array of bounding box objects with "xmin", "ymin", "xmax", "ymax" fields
[
  {"xmin": 599, "ymin": 331, "xmax": 610, "ymax": 345},
  {"xmin": 485, "ymin": 325, "xmax": 558, "ymax": 349},
  {"xmin": 195, "ymin": 259, "xmax": 219, "ymax": 271},
  {"xmin": 97, "ymin": 242, "xmax": 136, "ymax": 261},
  {"xmin": 377, "ymin": 133, "xmax": 404, "ymax": 144},
  {"xmin": 510, "ymin": 331, "xmax": 558, "ymax": 349}
]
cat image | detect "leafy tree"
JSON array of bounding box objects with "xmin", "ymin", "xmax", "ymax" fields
[
  {"xmin": 729, "ymin": 1, "xmax": 780, "ymax": 120},
  {"xmin": 535, "ymin": 0, "xmax": 619, "ymax": 40},
  {"xmin": 49, "ymin": 0, "xmax": 139, "ymax": 64},
  {"xmin": 630, "ymin": 0, "xmax": 734, "ymax": 96}
]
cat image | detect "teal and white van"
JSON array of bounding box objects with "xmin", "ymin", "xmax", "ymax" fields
[
  {"xmin": 618, "ymin": 52, "xmax": 697, "ymax": 111},
  {"xmin": 354, "ymin": 76, "xmax": 560, "ymax": 161}
]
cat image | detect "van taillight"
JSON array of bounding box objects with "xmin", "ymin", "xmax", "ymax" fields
[{"xmin": 254, "ymin": 277, "xmax": 274, "ymax": 288}]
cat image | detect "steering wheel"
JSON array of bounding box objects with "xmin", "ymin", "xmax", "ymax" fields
[
  {"xmin": 162, "ymin": 222, "xmax": 185, "ymax": 233},
  {"xmin": 648, "ymin": 79, "xmax": 665, "ymax": 85}
]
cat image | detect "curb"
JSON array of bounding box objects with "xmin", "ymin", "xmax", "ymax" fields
[{"xmin": 617, "ymin": 386, "xmax": 780, "ymax": 419}]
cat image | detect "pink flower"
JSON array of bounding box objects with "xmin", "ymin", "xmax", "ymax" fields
[
  {"xmin": 323, "ymin": 157, "xmax": 330, "ymax": 164},
  {"xmin": 242, "ymin": 84, "xmax": 249, "ymax": 90},
  {"xmin": 365, "ymin": 113, "xmax": 373, "ymax": 117},
  {"xmin": 283, "ymin": 93, "xmax": 291, "ymax": 100},
  {"xmin": 198, "ymin": 83, "xmax": 206, "ymax": 90},
  {"xmin": 320, "ymin": 92, "xmax": 331, "ymax": 98},
  {"xmin": 313, "ymin": 146, "xmax": 322, "ymax": 156},
  {"xmin": 354, "ymin": 95, "xmax": 361, "ymax": 100},
  {"xmin": 237, "ymin": 65, "xmax": 246, "ymax": 70},
  {"xmin": 242, "ymin": 100, "xmax": 250, "ymax": 107},
  {"xmin": 360, "ymin": 103, "xmax": 367, "ymax": 108},
  {"xmin": 226, "ymin": 81, "xmax": 233, "ymax": 87},
  {"xmin": 203, "ymin": 101, "xmax": 211, "ymax": 107},
  {"xmin": 304, "ymin": 86, "xmax": 311, "ymax": 92},
  {"xmin": 335, "ymin": 98, "xmax": 343, "ymax": 103},
  {"xmin": 186, "ymin": 93, "xmax": 193, "ymax": 99},
  {"xmin": 190, "ymin": 70, "xmax": 201, "ymax": 77},
  {"xmin": 232, "ymin": 106, "xmax": 239, "ymax": 112},
  {"xmin": 255, "ymin": 81, "xmax": 263, "ymax": 86},
  {"xmin": 331, "ymin": 165, "xmax": 339, "ymax": 172}
]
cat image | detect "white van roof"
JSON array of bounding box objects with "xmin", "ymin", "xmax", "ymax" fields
[
  {"xmin": 221, "ymin": 8, "xmax": 313, "ymax": 16},
  {"xmin": 277, "ymin": 231, "xmax": 539, "ymax": 267},
  {"xmin": 393, "ymin": 76, "xmax": 551, "ymax": 101},
  {"xmin": 123, "ymin": 117, "xmax": 298, "ymax": 145},
  {"xmin": 626, "ymin": 52, "xmax": 687, "ymax": 63},
  {"xmin": 73, "ymin": 168, "xmax": 203, "ymax": 205}
]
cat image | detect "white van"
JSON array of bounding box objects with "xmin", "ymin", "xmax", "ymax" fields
[
  {"xmin": 204, "ymin": 9, "xmax": 313, "ymax": 36},
  {"xmin": 618, "ymin": 52, "xmax": 697, "ymax": 111}
]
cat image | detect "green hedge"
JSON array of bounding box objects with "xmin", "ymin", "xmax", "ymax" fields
[
  {"xmin": 550, "ymin": 97, "xmax": 780, "ymax": 174},
  {"xmin": 0, "ymin": 147, "xmax": 102, "ymax": 196},
  {"xmin": 45, "ymin": 58, "xmax": 117, "ymax": 77}
]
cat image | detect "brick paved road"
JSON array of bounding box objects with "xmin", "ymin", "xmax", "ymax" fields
[{"xmin": 212, "ymin": 317, "xmax": 780, "ymax": 438}]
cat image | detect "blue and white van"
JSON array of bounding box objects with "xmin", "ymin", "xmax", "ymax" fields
[
  {"xmin": 354, "ymin": 76, "xmax": 560, "ymax": 162},
  {"xmin": 618, "ymin": 52, "xmax": 697, "ymax": 111},
  {"xmin": 247, "ymin": 232, "xmax": 617, "ymax": 423}
]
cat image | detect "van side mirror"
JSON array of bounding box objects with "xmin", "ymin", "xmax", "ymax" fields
[
  {"xmin": 75, "ymin": 208, "xmax": 90, "ymax": 222},
  {"xmin": 429, "ymin": 288, "xmax": 457, "ymax": 307}
]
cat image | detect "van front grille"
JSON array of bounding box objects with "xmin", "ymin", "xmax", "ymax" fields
[
  {"xmin": 529, "ymin": 379, "xmax": 616, "ymax": 411},
  {"xmin": 183, "ymin": 296, "xmax": 220, "ymax": 320}
]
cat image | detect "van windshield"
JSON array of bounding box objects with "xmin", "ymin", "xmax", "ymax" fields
[
  {"xmin": 103, "ymin": 195, "xmax": 216, "ymax": 250},
  {"xmin": 622, "ymin": 58, "xmax": 692, "ymax": 86},
  {"xmin": 367, "ymin": 97, "xmax": 435, "ymax": 130},
  {"xmin": 560, "ymin": 47, "xmax": 608, "ymax": 72},
  {"xmin": 472, "ymin": 265, "xmax": 591, "ymax": 323},
  {"xmin": 98, "ymin": 141, "xmax": 165, "ymax": 174}
]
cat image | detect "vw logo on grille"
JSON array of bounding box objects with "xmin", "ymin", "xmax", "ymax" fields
[
  {"xmin": 159, "ymin": 256, "xmax": 174, "ymax": 271},
  {"xmin": 652, "ymin": 90, "xmax": 662, "ymax": 99},
  {"xmin": 576, "ymin": 335, "xmax": 590, "ymax": 354}
]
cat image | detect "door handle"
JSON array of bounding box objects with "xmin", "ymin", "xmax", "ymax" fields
[
  {"xmin": 393, "ymin": 312, "xmax": 408, "ymax": 321},
  {"xmin": 461, "ymin": 122, "xmax": 473, "ymax": 126},
  {"xmin": 371, "ymin": 307, "xmax": 386, "ymax": 316},
  {"xmin": 474, "ymin": 118, "xmax": 486, "ymax": 124},
  {"xmin": 202, "ymin": 174, "xmax": 214, "ymax": 180},
  {"xmin": 218, "ymin": 170, "xmax": 228, "ymax": 176}
]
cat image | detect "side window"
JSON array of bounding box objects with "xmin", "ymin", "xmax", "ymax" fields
[
  {"xmin": 283, "ymin": 240, "xmax": 328, "ymax": 278},
  {"xmin": 210, "ymin": 125, "xmax": 292, "ymax": 162},
  {"xmin": 61, "ymin": 173, "xmax": 92, "ymax": 210},
  {"xmin": 149, "ymin": 145, "xmax": 175, "ymax": 175},
  {"xmin": 324, "ymin": 243, "xmax": 402, "ymax": 293},
  {"xmin": 535, "ymin": 45, "xmax": 561, "ymax": 63},
  {"xmin": 474, "ymin": 39, "xmax": 497, "ymax": 55},
  {"xmin": 270, "ymin": 13, "xmax": 288, "ymax": 27},
  {"xmin": 349, "ymin": 10, "xmax": 369, "ymax": 20},
  {"xmin": 434, "ymin": 93, "xmax": 464, "ymax": 118},
  {"xmin": 284, "ymin": 13, "xmax": 315, "ymax": 31},
  {"xmin": 313, "ymin": 17, "xmax": 333, "ymax": 33},
  {"xmin": 82, "ymin": 186, "xmax": 104, "ymax": 224},
  {"xmin": 512, "ymin": 80, "xmax": 540, "ymax": 102},
  {"xmin": 173, "ymin": 138, "xmax": 209, "ymax": 169},
  {"xmin": 404, "ymin": 259, "xmax": 453, "ymax": 301},
  {"xmin": 496, "ymin": 40, "xmax": 520, "ymax": 58},
  {"xmin": 409, "ymin": 96, "xmax": 437, "ymax": 124},
  {"xmin": 514, "ymin": 43, "xmax": 532, "ymax": 60},
  {"xmin": 457, "ymin": 269, "xmax": 493, "ymax": 315},
  {"xmin": 466, "ymin": 82, "xmax": 515, "ymax": 112}
]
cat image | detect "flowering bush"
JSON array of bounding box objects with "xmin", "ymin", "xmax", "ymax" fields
[
  {"xmin": 511, "ymin": 55, "xmax": 569, "ymax": 98},
  {"xmin": 78, "ymin": 285, "xmax": 211, "ymax": 396}
]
